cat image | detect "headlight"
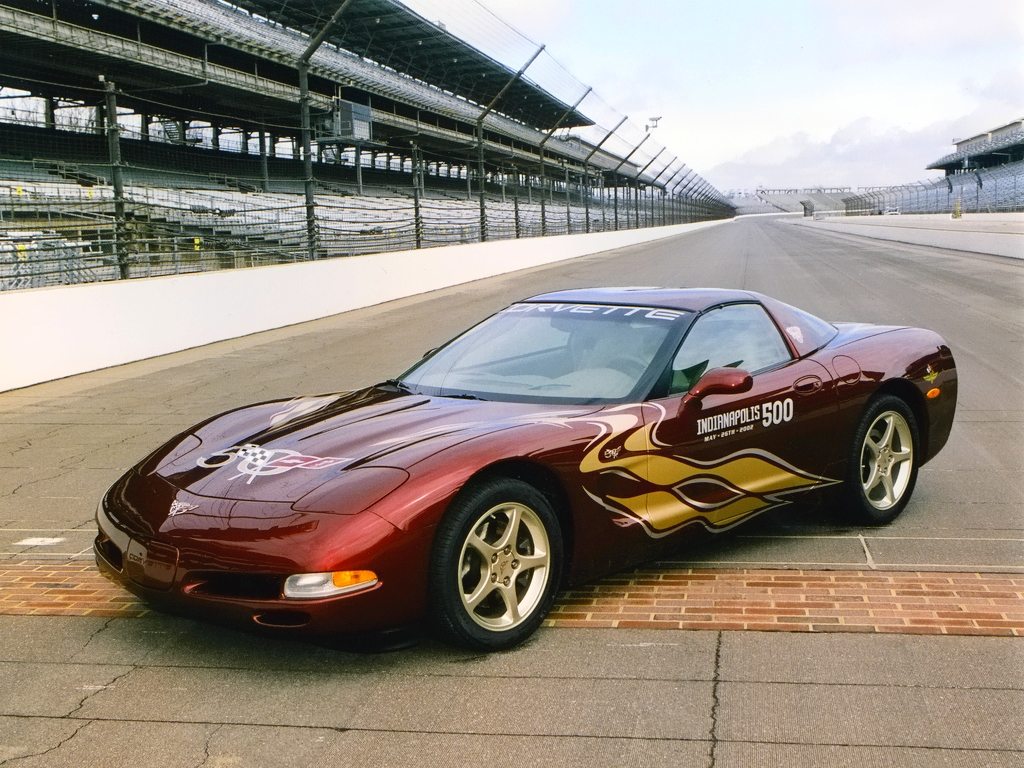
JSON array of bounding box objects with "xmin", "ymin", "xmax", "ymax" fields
[{"xmin": 282, "ymin": 570, "xmax": 378, "ymax": 599}]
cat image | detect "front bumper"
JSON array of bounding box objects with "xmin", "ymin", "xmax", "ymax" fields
[{"xmin": 94, "ymin": 472, "xmax": 431, "ymax": 636}]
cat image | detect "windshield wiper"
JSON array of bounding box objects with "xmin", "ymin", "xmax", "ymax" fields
[
  {"xmin": 443, "ymin": 392, "xmax": 488, "ymax": 401},
  {"xmin": 379, "ymin": 378, "xmax": 413, "ymax": 393}
]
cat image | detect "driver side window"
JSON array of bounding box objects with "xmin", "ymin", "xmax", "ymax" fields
[{"xmin": 669, "ymin": 303, "xmax": 791, "ymax": 393}]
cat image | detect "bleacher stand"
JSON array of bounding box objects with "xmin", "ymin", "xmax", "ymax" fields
[
  {"xmin": 842, "ymin": 161, "xmax": 1024, "ymax": 216},
  {"xmin": 0, "ymin": 0, "xmax": 733, "ymax": 290}
]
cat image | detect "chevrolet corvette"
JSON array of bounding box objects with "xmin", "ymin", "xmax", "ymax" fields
[{"xmin": 95, "ymin": 288, "xmax": 957, "ymax": 649}]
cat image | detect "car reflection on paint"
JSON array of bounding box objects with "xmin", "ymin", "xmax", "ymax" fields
[{"xmin": 95, "ymin": 288, "xmax": 957, "ymax": 650}]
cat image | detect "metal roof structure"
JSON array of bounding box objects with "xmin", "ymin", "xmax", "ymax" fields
[
  {"xmin": 927, "ymin": 124, "xmax": 1024, "ymax": 173},
  {"xmin": 0, "ymin": 0, "xmax": 731, "ymax": 207},
  {"xmin": 225, "ymin": 0, "xmax": 590, "ymax": 129}
]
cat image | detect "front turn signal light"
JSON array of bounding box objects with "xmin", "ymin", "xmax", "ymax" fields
[
  {"xmin": 926, "ymin": 388, "xmax": 941, "ymax": 399},
  {"xmin": 283, "ymin": 570, "xmax": 378, "ymax": 599},
  {"xmin": 333, "ymin": 570, "xmax": 377, "ymax": 589}
]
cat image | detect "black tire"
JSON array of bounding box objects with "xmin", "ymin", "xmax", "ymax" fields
[
  {"xmin": 843, "ymin": 394, "xmax": 920, "ymax": 525},
  {"xmin": 429, "ymin": 477, "xmax": 562, "ymax": 651}
]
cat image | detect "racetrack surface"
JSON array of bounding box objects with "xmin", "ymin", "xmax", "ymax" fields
[
  {"xmin": 1, "ymin": 217, "xmax": 1021, "ymax": 765},
  {"xmin": 2, "ymin": 216, "xmax": 1020, "ymax": 571}
]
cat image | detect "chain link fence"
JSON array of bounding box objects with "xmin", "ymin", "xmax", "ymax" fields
[
  {"xmin": 841, "ymin": 163, "xmax": 1024, "ymax": 216},
  {"xmin": 0, "ymin": 166, "xmax": 715, "ymax": 290}
]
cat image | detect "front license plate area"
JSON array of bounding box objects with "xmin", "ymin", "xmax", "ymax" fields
[{"xmin": 125, "ymin": 539, "xmax": 179, "ymax": 590}]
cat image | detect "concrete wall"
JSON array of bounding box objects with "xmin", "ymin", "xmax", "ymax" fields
[
  {"xmin": 794, "ymin": 213, "xmax": 1023, "ymax": 259},
  {"xmin": 0, "ymin": 220, "xmax": 728, "ymax": 392}
]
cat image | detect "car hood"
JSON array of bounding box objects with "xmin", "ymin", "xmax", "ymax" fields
[{"xmin": 143, "ymin": 386, "xmax": 597, "ymax": 503}]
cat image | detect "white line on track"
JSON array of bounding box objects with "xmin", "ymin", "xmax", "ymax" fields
[
  {"xmin": 13, "ymin": 538, "xmax": 66, "ymax": 546},
  {"xmin": 671, "ymin": 559, "xmax": 1024, "ymax": 572},
  {"xmin": 737, "ymin": 534, "xmax": 1024, "ymax": 542}
]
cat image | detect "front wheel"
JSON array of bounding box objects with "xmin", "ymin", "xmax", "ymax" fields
[
  {"xmin": 429, "ymin": 477, "xmax": 562, "ymax": 651},
  {"xmin": 844, "ymin": 395, "xmax": 919, "ymax": 525}
]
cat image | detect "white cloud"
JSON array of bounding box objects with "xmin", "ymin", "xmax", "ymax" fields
[
  {"xmin": 705, "ymin": 117, "xmax": 986, "ymax": 191},
  {"xmin": 414, "ymin": 0, "xmax": 1024, "ymax": 191}
]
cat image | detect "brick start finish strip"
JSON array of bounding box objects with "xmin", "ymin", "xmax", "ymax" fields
[
  {"xmin": 546, "ymin": 568, "xmax": 1024, "ymax": 636},
  {"xmin": 1, "ymin": 561, "xmax": 1021, "ymax": 636}
]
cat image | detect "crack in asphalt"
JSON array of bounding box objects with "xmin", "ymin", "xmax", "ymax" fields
[
  {"xmin": 64, "ymin": 667, "xmax": 136, "ymax": 719},
  {"xmin": 5, "ymin": 438, "xmax": 33, "ymax": 457},
  {"xmin": 3, "ymin": 713, "xmax": 1024, "ymax": 754},
  {"xmin": 57, "ymin": 453, "xmax": 87, "ymax": 470},
  {"xmin": 70, "ymin": 617, "xmax": 120, "ymax": 661},
  {"xmin": 708, "ymin": 631, "xmax": 722, "ymax": 768},
  {"xmin": 0, "ymin": 719, "xmax": 93, "ymax": 767},
  {"xmin": 2, "ymin": 657, "xmax": 1020, "ymax": 692},
  {"xmin": 6, "ymin": 471, "xmax": 65, "ymax": 498},
  {"xmin": 2, "ymin": 427, "xmax": 59, "ymax": 457},
  {"xmin": 193, "ymin": 724, "xmax": 223, "ymax": 768}
]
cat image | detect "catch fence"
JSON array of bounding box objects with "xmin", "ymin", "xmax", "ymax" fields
[
  {"xmin": 0, "ymin": 176, "xmax": 712, "ymax": 290},
  {"xmin": 842, "ymin": 163, "xmax": 1024, "ymax": 216}
]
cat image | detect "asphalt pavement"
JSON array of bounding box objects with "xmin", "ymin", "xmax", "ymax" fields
[{"xmin": 0, "ymin": 216, "xmax": 1021, "ymax": 766}]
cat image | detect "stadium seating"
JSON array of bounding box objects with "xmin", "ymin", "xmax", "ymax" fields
[
  {"xmin": 929, "ymin": 130, "xmax": 1024, "ymax": 170},
  {"xmin": 842, "ymin": 161, "xmax": 1024, "ymax": 215},
  {"xmin": 1, "ymin": 173, "xmax": 629, "ymax": 288},
  {"xmin": 725, "ymin": 190, "xmax": 850, "ymax": 215},
  {"xmin": 0, "ymin": 0, "xmax": 732, "ymax": 290}
]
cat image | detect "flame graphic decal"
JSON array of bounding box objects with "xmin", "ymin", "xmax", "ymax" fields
[{"xmin": 578, "ymin": 405, "xmax": 836, "ymax": 538}]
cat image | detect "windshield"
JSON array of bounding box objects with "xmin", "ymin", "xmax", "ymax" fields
[{"xmin": 399, "ymin": 303, "xmax": 690, "ymax": 403}]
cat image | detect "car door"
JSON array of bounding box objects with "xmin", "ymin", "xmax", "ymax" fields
[{"xmin": 636, "ymin": 302, "xmax": 839, "ymax": 536}]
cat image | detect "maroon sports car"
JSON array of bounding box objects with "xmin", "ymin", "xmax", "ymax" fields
[{"xmin": 95, "ymin": 288, "xmax": 956, "ymax": 649}]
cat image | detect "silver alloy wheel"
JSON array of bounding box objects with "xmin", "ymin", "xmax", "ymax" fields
[
  {"xmin": 457, "ymin": 502, "xmax": 551, "ymax": 631},
  {"xmin": 859, "ymin": 410, "xmax": 914, "ymax": 510}
]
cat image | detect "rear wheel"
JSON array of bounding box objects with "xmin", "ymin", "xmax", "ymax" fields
[
  {"xmin": 844, "ymin": 395, "xmax": 919, "ymax": 525},
  {"xmin": 429, "ymin": 477, "xmax": 562, "ymax": 651}
]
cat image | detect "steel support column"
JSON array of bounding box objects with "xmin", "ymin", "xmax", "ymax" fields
[
  {"xmin": 613, "ymin": 182, "xmax": 619, "ymax": 230},
  {"xmin": 475, "ymin": 44, "xmax": 545, "ymax": 241},
  {"xmin": 632, "ymin": 147, "xmax": 665, "ymax": 229},
  {"xmin": 297, "ymin": 0, "xmax": 355, "ymax": 260},
  {"xmin": 102, "ymin": 78, "xmax": 128, "ymax": 279},
  {"xmin": 258, "ymin": 129, "xmax": 269, "ymax": 192},
  {"xmin": 584, "ymin": 165, "xmax": 591, "ymax": 233},
  {"xmin": 298, "ymin": 62, "xmax": 317, "ymax": 260},
  {"xmin": 565, "ymin": 165, "xmax": 571, "ymax": 232},
  {"xmin": 539, "ymin": 150, "xmax": 547, "ymax": 235}
]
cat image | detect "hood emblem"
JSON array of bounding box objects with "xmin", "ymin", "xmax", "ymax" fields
[
  {"xmin": 197, "ymin": 443, "xmax": 351, "ymax": 484},
  {"xmin": 168, "ymin": 500, "xmax": 199, "ymax": 517}
]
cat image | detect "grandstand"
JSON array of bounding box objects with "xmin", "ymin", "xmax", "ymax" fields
[
  {"xmin": 723, "ymin": 121, "xmax": 1024, "ymax": 219},
  {"xmin": 0, "ymin": 0, "xmax": 733, "ymax": 290},
  {"xmin": 726, "ymin": 188, "xmax": 851, "ymax": 216},
  {"xmin": 842, "ymin": 120, "xmax": 1024, "ymax": 216},
  {"xmin": 927, "ymin": 120, "xmax": 1024, "ymax": 174}
]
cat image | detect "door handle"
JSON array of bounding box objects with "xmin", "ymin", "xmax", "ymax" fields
[{"xmin": 794, "ymin": 375, "xmax": 822, "ymax": 395}]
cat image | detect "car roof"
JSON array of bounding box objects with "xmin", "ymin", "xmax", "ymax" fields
[{"xmin": 522, "ymin": 287, "xmax": 760, "ymax": 312}]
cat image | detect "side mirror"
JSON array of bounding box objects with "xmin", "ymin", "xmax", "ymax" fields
[{"xmin": 688, "ymin": 367, "xmax": 753, "ymax": 400}]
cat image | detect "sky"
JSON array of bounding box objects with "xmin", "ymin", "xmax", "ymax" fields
[{"xmin": 405, "ymin": 0, "xmax": 1023, "ymax": 192}]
